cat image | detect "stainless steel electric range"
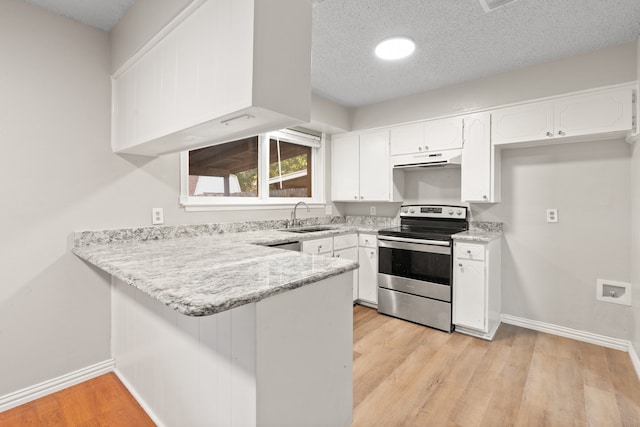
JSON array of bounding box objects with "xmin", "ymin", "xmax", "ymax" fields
[{"xmin": 377, "ymin": 204, "xmax": 469, "ymax": 332}]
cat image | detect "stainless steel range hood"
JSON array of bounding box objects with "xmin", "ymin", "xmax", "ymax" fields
[{"xmin": 392, "ymin": 149, "xmax": 462, "ymax": 170}]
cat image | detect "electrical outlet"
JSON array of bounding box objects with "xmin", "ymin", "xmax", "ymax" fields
[
  {"xmin": 325, "ymin": 205, "xmax": 332, "ymax": 215},
  {"xmin": 370, "ymin": 206, "xmax": 376, "ymax": 216},
  {"xmin": 546, "ymin": 208, "xmax": 558, "ymax": 223},
  {"xmin": 152, "ymin": 208, "xmax": 164, "ymax": 225}
]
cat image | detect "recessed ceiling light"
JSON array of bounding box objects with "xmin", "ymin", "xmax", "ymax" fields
[{"xmin": 375, "ymin": 37, "xmax": 415, "ymax": 60}]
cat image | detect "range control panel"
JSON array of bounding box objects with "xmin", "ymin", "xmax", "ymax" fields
[{"xmin": 400, "ymin": 204, "xmax": 468, "ymax": 220}]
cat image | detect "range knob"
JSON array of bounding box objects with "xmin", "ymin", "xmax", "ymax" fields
[
  {"xmin": 448, "ymin": 209, "xmax": 454, "ymax": 215},
  {"xmin": 456, "ymin": 210, "xmax": 462, "ymax": 216},
  {"xmin": 409, "ymin": 208, "xmax": 416, "ymax": 214}
]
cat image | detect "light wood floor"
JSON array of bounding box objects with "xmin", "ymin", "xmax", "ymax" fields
[
  {"xmin": 353, "ymin": 305, "xmax": 640, "ymax": 427},
  {"xmin": 2, "ymin": 306, "xmax": 640, "ymax": 426}
]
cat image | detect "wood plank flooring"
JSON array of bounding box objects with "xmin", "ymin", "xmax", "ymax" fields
[
  {"xmin": 353, "ymin": 305, "xmax": 640, "ymax": 427},
  {"xmin": 0, "ymin": 372, "xmax": 154, "ymax": 426},
  {"xmin": 1, "ymin": 306, "xmax": 639, "ymax": 426}
]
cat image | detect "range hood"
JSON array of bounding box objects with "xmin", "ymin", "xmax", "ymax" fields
[{"xmin": 392, "ymin": 149, "xmax": 462, "ymax": 170}]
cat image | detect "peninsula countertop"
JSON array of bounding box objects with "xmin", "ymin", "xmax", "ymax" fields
[{"xmin": 73, "ymin": 224, "xmax": 384, "ymax": 317}]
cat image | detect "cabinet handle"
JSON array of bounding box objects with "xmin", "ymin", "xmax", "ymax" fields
[
  {"xmin": 558, "ymin": 130, "xmax": 566, "ymax": 136},
  {"xmin": 360, "ymin": 196, "xmax": 364, "ymax": 200},
  {"xmin": 546, "ymin": 131, "xmax": 553, "ymax": 137},
  {"xmin": 483, "ymin": 195, "xmax": 487, "ymax": 200},
  {"xmin": 458, "ymin": 263, "xmax": 463, "ymax": 267},
  {"xmin": 418, "ymin": 146, "xmax": 422, "ymax": 151},
  {"xmin": 424, "ymin": 145, "xmax": 429, "ymax": 150},
  {"xmin": 335, "ymin": 254, "xmax": 341, "ymax": 258},
  {"xmin": 354, "ymin": 196, "xmax": 358, "ymax": 199},
  {"xmin": 467, "ymin": 250, "xmax": 471, "ymax": 253}
]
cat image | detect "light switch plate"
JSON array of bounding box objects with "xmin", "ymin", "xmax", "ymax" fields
[
  {"xmin": 546, "ymin": 208, "xmax": 558, "ymax": 223},
  {"xmin": 370, "ymin": 206, "xmax": 376, "ymax": 216},
  {"xmin": 325, "ymin": 205, "xmax": 332, "ymax": 215}
]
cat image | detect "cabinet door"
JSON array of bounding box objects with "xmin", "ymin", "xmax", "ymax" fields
[
  {"xmin": 389, "ymin": 123, "xmax": 424, "ymax": 155},
  {"xmin": 334, "ymin": 247, "xmax": 359, "ymax": 301},
  {"xmin": 301, "ymin": 237, "xmax": 333, "ymax": 255},
  {"xmin": 453, "ymin": 259, "xmax": 486, "ymax": 331},
  {"xmin": 358, "ymin": 246, "xmax": 378, "ymax": 304},
  {"xmin": 424, "ymin": 117, "xmax": 463, "ymax": 151},
  {"xmin": 359, "ymin": 131, "xmax": 391, "ymax": 201},
  {"xmin": 554, "ymin": 88, "xmax": 633, "ymax": 138},
  {"xmin": 331, "ymin": 135, "xmax": 360, "ymax": 201},
  {"xmin": 461, "ymin": 112, "xmax": 494, "ymax": 203},
  {"xmin": 492, "ymin": 101, "xmax": 554, "ymax": 145}
]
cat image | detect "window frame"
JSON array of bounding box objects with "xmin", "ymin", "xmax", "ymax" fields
[{"xmin": 179, "ymin": 129, "xmax": 326, "ymax": 211}]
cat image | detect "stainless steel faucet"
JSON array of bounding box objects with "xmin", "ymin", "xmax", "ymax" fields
[{"xmin": 291, "ymin": 201, "xmax": 310, "ymax": 227}]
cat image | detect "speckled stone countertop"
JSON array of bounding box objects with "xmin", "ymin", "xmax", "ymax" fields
[
  {"xmin": 73, "ymin": 218, "xmax": 396, "ymax": 317},
  {"xmin": 452, "ymin": 221, "xmax": 503, "ymax": 243}
]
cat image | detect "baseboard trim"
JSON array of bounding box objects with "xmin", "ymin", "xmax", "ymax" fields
[
  {"xmin": 629, "ymin": 343, "xmax": 640, "ymax": 381},
  {"xmin": 500, "ymin": 314, "xmax": 630, "ymax": 351},
  {"xmin": 114, "ymin": 369, "xmax": 165, "ymax": 427},
  {"xmin": 0, "ymin": 359, "xmax": 115, "ymax": 412}
]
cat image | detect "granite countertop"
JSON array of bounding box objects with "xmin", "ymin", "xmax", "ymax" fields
[
  {"xmin": 452, "ymin": 230, "xmax": 502, "ymax": 243},
  {"xmin": 73, "ymin": 223, "xmax": 387, "ymax": 317},
  {"xmin": 451, "ymin": 221, "xmax": 504, "ymax": 243}
]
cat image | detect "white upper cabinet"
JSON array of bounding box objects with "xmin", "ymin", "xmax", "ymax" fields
[
  {"xmin": 389, "ymin": 123, "xmax": 423, "ymax": 155},
  {"xmin": 331, "ymin": 135, "xmax": 360, "ymax": 201},
  {"xmin": 111, "ymin": 0, "xmax": 312, "ymax": 156},
  {"xmin": 359, "ymin": 132, "xmax": 393, "ymax": 201},
  {"xmin": 491, "ymin": 101, "xmax": 554, "ymax": 145},
  {"xmin": 492, "ymin": 87, "xmax": 633, "ymax": 146},
  {"xmin": 331, "ymin": 131, "xmax": 403, "ymax": 202},
  {"xmin": 461, "ymin": 112, "xmax": 500, "ymax": 203},
  {"xmin": 390, "ymin": 117, "xmax": 463, "ymax": 156},
  {"xmin": 424, "ymin": 117, "xmax": 464, "ymax": 151}
]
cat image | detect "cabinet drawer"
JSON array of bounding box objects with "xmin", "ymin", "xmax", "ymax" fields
[
  {"xmin": 358, "ymin": 234, "xmax": 377, "ymax": 248},
  {"xmin": 302, "ymin": 237, "xmax": 333, "ymax": 255},
  {"xmin": 455, "ymin": 242, "xmax": 485, "ymax": 261},
  {"xmin": 333, "ymin": 233, "xmax": 358, "ymax": 251}
]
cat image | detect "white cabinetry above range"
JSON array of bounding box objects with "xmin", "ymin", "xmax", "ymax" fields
[
  {"xmin": 389, "ymin": 116, "xmax": 463, "ymax": 156},
  {"xmin": 492, "ymin": 87, "xmax": 634, "ymax": 147},
  {"xmin": 331, "ymin": 131, "xmax": 403, "ymax": 202}
]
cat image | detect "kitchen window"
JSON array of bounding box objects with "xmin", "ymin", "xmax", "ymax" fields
[{"xmin": 180, "ymin": 129, "xmax": 325, "ymax": 210}]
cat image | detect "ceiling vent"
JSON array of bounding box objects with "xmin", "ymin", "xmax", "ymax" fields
[{"xmin": 478, "ymin": 0, "xmax": 519, "ymax": 12}]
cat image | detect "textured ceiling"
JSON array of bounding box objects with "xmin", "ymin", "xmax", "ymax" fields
[
  {"xmin": 20, "ymin": 0, "xmax": 640, "ymax": 108},
  {"xmin": 312, "ymin": 0, "xmax": 640, "ymax": 107}
]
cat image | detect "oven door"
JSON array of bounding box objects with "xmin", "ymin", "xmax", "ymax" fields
[{"xmin": 377, "ymin": 237, "xmax": 452, "ymax": 302}]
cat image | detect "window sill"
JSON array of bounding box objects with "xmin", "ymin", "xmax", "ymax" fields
[{"xmin": 182, "ymin": 201, "xmax": 327, "ymax": 212}]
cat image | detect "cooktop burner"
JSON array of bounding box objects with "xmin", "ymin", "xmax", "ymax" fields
[{"xmin": 379, "ymin": 204, "xmax": 469, "ymax": 241}]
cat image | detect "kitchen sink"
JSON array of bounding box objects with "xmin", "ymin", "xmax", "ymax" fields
[{"xmin": 283, "ymin": 226, "xmax": 336, "ymax": 233}]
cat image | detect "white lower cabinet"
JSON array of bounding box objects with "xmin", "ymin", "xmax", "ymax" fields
[
  {"xmin": 357, "ymin": 234, "xmax": 378, "ymax": 305},
  {"xmin": 333, "ymin": 234, "xmax": 359, "ymax": 302},
  {"xmin": 301, "ymin": 237, "xmax": 333, "ymax": 255},
  {"xmin": 453, "ymin": 239, "xmax": 501, "ymax": 340}
]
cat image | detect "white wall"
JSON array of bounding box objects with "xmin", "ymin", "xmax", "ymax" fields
[
  {"xmin": 632, "ymin": 39, "xmax": 640, "ymax": 356},
  {"xmin": 352, "ymin": 41, "xmax": 638, "ymax": 131},
  {"xmin": 342, "ymin": 42, "xmax": 638, "ymax": 340},
  {"xmin": 0, "ymin": 0, "xmax": 331, "ymax": 399}
]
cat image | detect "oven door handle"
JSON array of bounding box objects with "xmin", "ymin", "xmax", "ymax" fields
[{"xmin": 378, "ymin": 237, "xmax": 451, "ymax": 254}]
